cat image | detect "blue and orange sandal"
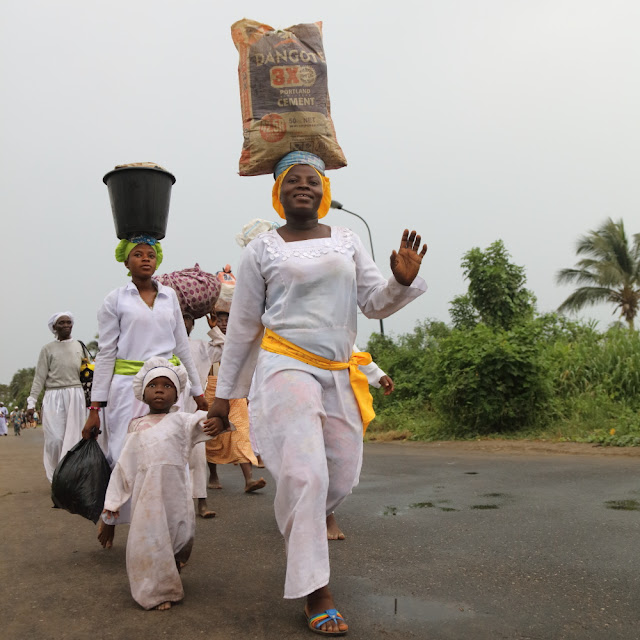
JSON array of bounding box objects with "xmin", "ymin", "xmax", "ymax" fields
[{"xmin": 305, "ymin": 607, "xmax": 348, "ymax": 636}]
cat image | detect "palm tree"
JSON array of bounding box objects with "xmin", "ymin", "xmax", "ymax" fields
[{"xmin": 556, "ymin": 218, "xmax": 640, "ymax": 330}]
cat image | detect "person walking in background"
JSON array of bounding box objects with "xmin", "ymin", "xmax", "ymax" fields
[
  {"xmin": 27, "ymin": 312, "xmax": 86, "ymax": 481},
  {"xmin": 0, "ymin": 403, "xmax": 8, "ymax": 436},
  {"xmin": 182, "ymin": 311, "xmax": 224, "ymax": 518},
  {"xmin": 206, "ymin": 151, "xmax": 427, "ymax": 635},
  {"xmin": 205, "ymin": 286, "xmax": 266, "ymax": 494},
  {"xmin": 11, "ymin": 407, "xmax": 22, "ymax": 436}
]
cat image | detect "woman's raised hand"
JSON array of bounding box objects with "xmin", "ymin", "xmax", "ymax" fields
[{"xmin": 390, "ymin": 229, "xmax": 427, "ymax": 286}]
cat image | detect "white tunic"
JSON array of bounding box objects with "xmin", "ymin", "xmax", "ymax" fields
[
  {"xmin": 217, "ymin": 227, "xmax": 425, "ymax": 399},
  {"xmin": 215, "ymin": 226, "xmax": 426, "ymax": 599},
  {"xmin": 92, "ymin": 281, "xmax": 203, "ymax": 401},
  {"xmin": 103, "ymin": 410, "xmax": 210, "ymax": 610}
]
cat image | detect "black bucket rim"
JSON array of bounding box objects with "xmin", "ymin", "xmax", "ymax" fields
[{"xmin": 103, "ymin": 165, "xmax": 176, "ymax": 186}]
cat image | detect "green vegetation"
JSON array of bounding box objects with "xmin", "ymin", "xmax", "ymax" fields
[
  {"xmin": 367, "ymin": 233, "xmax": 640, "ymax": 446},
  {"xmin": 557, "ymin": 217, "xmax": 640, "ymax": 330}
]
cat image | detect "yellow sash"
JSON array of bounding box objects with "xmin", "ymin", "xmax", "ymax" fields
[
  {"xmin": 113, "ymin": 355, "xmax": 181, "ymax": 375},
  {"xmin": 260, "ymin": 328, "xmax": 375, "ymax": 434}
]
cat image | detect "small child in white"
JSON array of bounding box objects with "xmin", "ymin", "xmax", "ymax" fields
[{"xmin": 102, "ymin": 357, "xmax": 216, "ymax": 611}]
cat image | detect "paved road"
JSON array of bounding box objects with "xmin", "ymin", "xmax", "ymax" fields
[{"xmin": 2, "ymin": 429, "xmax": 640, "ymax": 639}]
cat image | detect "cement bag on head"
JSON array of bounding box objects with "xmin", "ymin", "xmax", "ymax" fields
[
  {"xmin": 51, "ymin": 438, "xmax": 111, "ymax": 524},
  {"xmin": 156, "ymin": 264, "xmax": 221, "ymax": 319},
  {"xmin": 231, "ymin": 19, "xmax": 347, "ymax": 176}
]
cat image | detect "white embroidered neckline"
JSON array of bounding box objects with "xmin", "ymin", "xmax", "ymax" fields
[{"xmin": 261, "ymin": 227, "xmax": 355, "ymax": 261}]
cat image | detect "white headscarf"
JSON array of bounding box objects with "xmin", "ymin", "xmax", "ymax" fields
[
  {"xmin": 132, "ymin": 356, "xmax": 188, "ymax": 403},
  {"xmin": 48, "ymin": 311, "xmax": 74, "ymax": 334}
]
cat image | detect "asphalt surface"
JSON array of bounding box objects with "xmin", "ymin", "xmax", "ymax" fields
[{"xmin": 2, "ymin": 429, "xmax": 640, "ymax": 640}]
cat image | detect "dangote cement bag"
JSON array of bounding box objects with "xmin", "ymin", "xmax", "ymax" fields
[
  {"xmin": 231, "ymin": 19, "xmax": 347, "ymax": 176},
  {"xmin": 51, "ymin": 437, "xmax": 111, "ymax": 524}
]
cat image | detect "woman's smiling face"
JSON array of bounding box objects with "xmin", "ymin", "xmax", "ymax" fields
[{"xmin": 279, "ymin": 164, "xmax": 323, "ymax": 217}]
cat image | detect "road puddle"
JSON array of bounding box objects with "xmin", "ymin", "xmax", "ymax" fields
[
  {"xmin": 366, "ymin": 594, "xmax": 472, "ymax": 624},
  {"xmin": 605, "ymin": 499, "xmax": 640, "ymax": 511}
]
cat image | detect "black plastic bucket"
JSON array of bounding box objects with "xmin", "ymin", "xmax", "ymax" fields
[{"xmin": 103, "ymin": 166, "xmax": 176, "ymax": 240}]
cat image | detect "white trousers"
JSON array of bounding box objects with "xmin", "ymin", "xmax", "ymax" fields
[
  {"xmin": 250, "ymin": 351, "xmax": 364, "ymax": 599},
  {"xmin": 42, "ymin": 387, "xmax": 87, "ymax": 483},
  {"xmin": 181, "ymin": 390, "xmax": 208, "ymax": 500},
  {"xmin": 189, "ymin": 442, "xmax": 208, "ymax": 499}
]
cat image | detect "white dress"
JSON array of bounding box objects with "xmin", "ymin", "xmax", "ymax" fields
[
  {"xmin": 0, "ymin": 406, "xmax": 8, "ymax": 436},
  {"xmin": 216, "ymin": 226, "xmax": 426, "ymax": 599},
  {"xmin": 91, "ymin": 281, "xmax": 204, "ymax": 468},
  {"xmin": 103, "ymin": 410, "xmax": 210, "ymax": 610}
]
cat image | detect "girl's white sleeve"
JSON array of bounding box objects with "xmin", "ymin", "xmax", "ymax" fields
[
  {"xmin": 353, "ymin": 234, "xmax": 427, "ymax": 320},
  {"xmin": 215, "ymin": 246, "xmax": 266, "ymax": 399}
]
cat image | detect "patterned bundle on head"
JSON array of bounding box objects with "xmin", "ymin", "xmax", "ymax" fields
[{"xmin": 155, "ymin": 264, "xmax": 221, "ymax": 319}]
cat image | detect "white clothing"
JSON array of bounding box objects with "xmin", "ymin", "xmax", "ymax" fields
[
  {"xmin": 189, "ymin": 442, "xmax": 208, "ymax": 500},
  {"xmin": 91, "ymin": 281, "xmax": 204, "ymax": 468},
  {"xmin": 91, "ymin": 281, "xmax": 203, "ymax": 401},
  {"xmin": 216, "ymin": 227, "xmax": 426, "ymax": 400},
  {"xmin": 216, "ymin": 226, "xmax": 426, "ymax": 599},
  {"xmin": 27, "ymin": 338, "xmax": 87, "ymax": 479},
  {"xmin": 103, "ymin": 410, "xmax": 210, "ymax": 610},
  {"xmin": 182, "ymin": 328, "xmax": 225, "ymax": 499},
  {"xmin": 250, "ymin": 353, "xmax": 364, "ymax": 598},
  {"xmin": 0, "ymin": 406, "xmax": 8, "ymax": 435},
  {"xmin": 41, "ymin": 388, "xmax": 87, "ymax": 482}
]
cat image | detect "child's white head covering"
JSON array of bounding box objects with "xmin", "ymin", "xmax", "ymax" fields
[{"xmin": 132, "ymin": 356, "xmax": 188, "ymax": 402}]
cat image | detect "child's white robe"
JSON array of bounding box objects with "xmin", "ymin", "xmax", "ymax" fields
[{"xmin": 103, "ymin": 410, "xmax": 210, "ymax": 610}]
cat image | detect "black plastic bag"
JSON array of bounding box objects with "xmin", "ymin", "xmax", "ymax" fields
[{"xmin": 51, "ymin": 438, "xmax": 111, "ymax": 524}]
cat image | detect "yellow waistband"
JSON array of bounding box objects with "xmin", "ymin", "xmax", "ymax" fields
[
  {"xmin": 260, "ymin": 328, "xmax": 375, "ymax": 434},
  {"xmin": 114, "ymin": 355, "xmax": 181, "ymax": 376}
]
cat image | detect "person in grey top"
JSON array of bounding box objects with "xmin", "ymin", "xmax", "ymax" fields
[{"xmin": 27, "ymin": 312, "xmax": 87, "ymax": 482}]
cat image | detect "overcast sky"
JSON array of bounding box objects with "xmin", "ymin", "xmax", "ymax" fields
[{"xmin": 2, "ymin": 0, "xmax": 639, "ymax": 384}]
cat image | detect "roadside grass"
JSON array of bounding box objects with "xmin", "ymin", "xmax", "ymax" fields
[{"xmin": 366, "ymin": 396, "xmax": 640, "ymax": 446}]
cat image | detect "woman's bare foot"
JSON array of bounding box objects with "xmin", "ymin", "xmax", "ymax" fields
[
  {"xmin": 208, "ymin": 477, "xmax": 222, "ymax": 490},
  {"xmin": 97, "ymin": 520, "xmax": 115, "ymax": 549},
  {"xmin": 255, "ymin": 455, "xmax": 265, "ymax": 468},
  {"xmin": 326, "ymin": 512, "xmax": 346, "ymax": 541},
  {"xmin": 305, "ymin": 586, "xmax": 348, "ymax": 635},
  {"xmin": 155, "ymin": 601, "xmax": 171, "ymax": 610},
  {"xmin": 197, "ymin": 498, "xmax": 215, "ymax": 519},
  {"xmin": 244, "ymin": 477, "xmax": 266, "ymax": 493}
]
